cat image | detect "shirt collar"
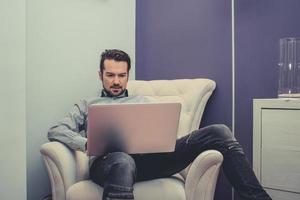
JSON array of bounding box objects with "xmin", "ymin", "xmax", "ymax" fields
[{"xmin": 101, "ymin": 89, "xmax": 129, "ymax": 99}]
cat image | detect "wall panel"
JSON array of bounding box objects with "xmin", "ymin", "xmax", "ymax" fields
[
  {"xmin": 235, "ymin": 0, "xmax": 300, "ymax": 199},
  {"xmin": 136, "ymin": 1, "xmax": 232, "ymax": 199},
  {"xmin": 0, "ymin": 0, "xmax": 26, "ymax": 199},
  {"xmin": 26, "ymin": 0, "xmax": 136, "ymax": 199}
]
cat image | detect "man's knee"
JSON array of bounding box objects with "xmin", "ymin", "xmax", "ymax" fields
[
  {"xmin": 208, "ymin": 124, "xmax": 234, "ymax": 141},
  {"xmin": 108, "ymin": 152, "xmax": 136, "ymax": 174},
  {"xmin": 208, "ymin": 124, "xmax": 244, "ymax": 154}
]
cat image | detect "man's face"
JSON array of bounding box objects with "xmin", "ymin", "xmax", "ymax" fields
[{"xmin": 100, "ymin": 59, "xmax": 129, "ymax": 97}]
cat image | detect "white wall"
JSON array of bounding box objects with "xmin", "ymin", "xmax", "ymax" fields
[
  {"xmin": 0, "ymin": 0, "xmax": 27, "ymax": 200},
  {"xmin": 26, "ymin": 0, "xmax": 136, "ymax": 199},
  {"xmin": 1, "ymin": 0, "xmax": 135, "ymax": 199}
]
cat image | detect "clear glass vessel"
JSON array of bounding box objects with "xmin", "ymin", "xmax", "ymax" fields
[{"xmin": 278, "ymin": 37, "xmax": 300, "ymax": 98}]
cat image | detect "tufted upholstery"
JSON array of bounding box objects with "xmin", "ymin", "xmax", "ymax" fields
[
  {"xmin": 127, "ymin": 79, "xmax": 216, "ymax": 138},
  {"xmin": 41, "ymin": 78, "xmax": 223, "ymax": 200}
]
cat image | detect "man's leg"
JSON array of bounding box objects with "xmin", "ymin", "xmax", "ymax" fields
[
  {"xmin": 90, "ymin": 152, "xmax": 136, "ymax": 200},
  {"xmin": 192, "ymin": 124, "xmax": 271, "ymax": 200},
  {"xmin": 89, "ymin": 128, "xmax": 136, "ymax": 200},
  {"xmin": 132, "ymin": 124, "xmax": 271, "ymax": 200}
]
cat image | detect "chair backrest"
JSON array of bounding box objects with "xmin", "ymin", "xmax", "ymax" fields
[{"xmin": 127, "ymin": 79, "xmax": 216, "ymax": 138}]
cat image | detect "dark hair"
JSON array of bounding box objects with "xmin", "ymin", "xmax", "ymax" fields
[{"xmin": 100, "ymin": 49, "xmax": 131, "ymax": 73}]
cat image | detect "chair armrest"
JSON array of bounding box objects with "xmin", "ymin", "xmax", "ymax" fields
[
  {"xmin": 74, "ymin": 151, "xmax": 89, "ymax": 181},
  {"xmin": 183, "ymin": 150, "xmax": 223, "ymax": 200},
  {"xmin": 40, "ymin": 142, "xmax": 77, "ymax": 200}
]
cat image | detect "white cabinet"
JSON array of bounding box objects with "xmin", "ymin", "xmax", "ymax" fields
[{"xmin": 253, "ymin": 99, "xmax": 300, "ymax": 200}]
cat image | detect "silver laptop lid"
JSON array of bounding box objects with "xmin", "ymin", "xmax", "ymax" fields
[{"xmin": 87, "ymin": 102, "xmax": 181, "ymax": 156}]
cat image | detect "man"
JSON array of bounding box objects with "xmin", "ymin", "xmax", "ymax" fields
[{"xmin": 48, "ymin": 49, "xmax": 272, "ymax": 200}]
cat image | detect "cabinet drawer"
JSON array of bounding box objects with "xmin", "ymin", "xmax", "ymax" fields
[
  {"xmin": 261, "ymin": 109, "xmax": 300, "ymax": 193},
  {"xmin": 265, "ymin": 188, "xmax": 300, "ymax": 200}
]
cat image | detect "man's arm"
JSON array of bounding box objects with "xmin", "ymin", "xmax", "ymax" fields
[{"xmin": 48, "ymin": 99, "xmax": 88, "ymax": 152}]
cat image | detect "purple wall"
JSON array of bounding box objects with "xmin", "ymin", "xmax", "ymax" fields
[
  {"xmin": 137, "ymin": 0, "xmax": 300, "ymax": 199},
  {"xmin": 235, "ymin": 1, "xmax": 300, "ymax": 199},
  {"xmin": 136, "ymin": 1, "xmax": 232, "ymax": 199}
]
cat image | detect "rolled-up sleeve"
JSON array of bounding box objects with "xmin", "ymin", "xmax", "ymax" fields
[{"xmin": 48, "ymin": 99, "xmax": 88, "ymax": 151}]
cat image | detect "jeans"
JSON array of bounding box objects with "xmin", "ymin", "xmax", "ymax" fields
[{"xmin": 90, "ymin": 124, "xmax": 272, "ymax": 200}]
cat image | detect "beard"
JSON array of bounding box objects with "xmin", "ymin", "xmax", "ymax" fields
[{"xmin": 103, "ymin": 85, "xmax": 125, "ymax": 97}]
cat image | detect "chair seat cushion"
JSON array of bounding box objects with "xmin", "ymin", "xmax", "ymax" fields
[{"xmin": 66, "ymin": 177, "xmax": 186, "ymax": 200}]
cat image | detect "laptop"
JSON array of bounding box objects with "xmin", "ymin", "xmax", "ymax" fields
[{"xmin": 87, "ymin": 102, "xmax": 181, "ymax": 156}]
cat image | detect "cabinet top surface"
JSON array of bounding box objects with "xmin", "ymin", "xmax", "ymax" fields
[{"xmin": 253, "ymin": 98, "xmax": 300, "ymax": 109}]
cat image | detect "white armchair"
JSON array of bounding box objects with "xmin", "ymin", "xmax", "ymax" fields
[{"xmin": 41, "ymin": 79, "xmax": 223, "ymax": 200}]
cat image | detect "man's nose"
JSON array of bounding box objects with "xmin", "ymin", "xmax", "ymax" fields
[{"xmin": 113, "ymin": 76, "xmax": 120, "ymax": 84}]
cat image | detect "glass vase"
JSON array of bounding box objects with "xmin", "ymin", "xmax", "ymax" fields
[{"xmin": 278, "ymin": 37, "xmax": 300, "ymax": 98}]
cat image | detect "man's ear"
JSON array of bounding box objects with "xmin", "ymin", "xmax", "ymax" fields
[{"xmin": 98, "ymin": 71, "xmax": 103, "ymax": 81}]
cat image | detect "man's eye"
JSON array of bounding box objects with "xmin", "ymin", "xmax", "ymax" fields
[{"xmin": 107, "ymin": 74, "xmax": 114, "ymax": 77}]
